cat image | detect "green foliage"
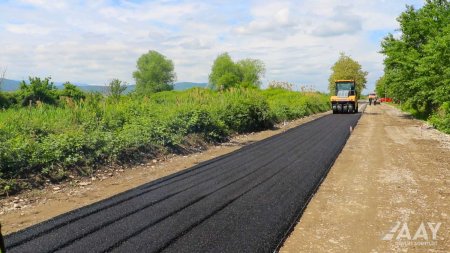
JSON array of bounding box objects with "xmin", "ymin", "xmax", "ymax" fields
[
  {"xmin": 328, "ymin": 52, "xmax": 368, "ymax": 95},
  {"xmin": 261, "ymin": 89, "xmax": 329, "ymax": 122},
  {"xmin": 59, "ymin": 82, "xmax": 86, "ymax": 101},
  {"xmin": 0, "ymin": 88, "xmax": 328, "ymax": 194},
  {"xmin": 18, "ymin": 76, "xmax": 58, "ymax": 106},
  {"xmin": 375, "ymin": 75, "xmax": 387, "ymax": 98},
  {"xmin": 380, "ymin": 0, "xmax": 450, "ymax": 132},
  {"xmin": 209, "ymin": 53, "xmax": 265, "ymax": 90},
  {"xmin": 133, "ymin": 50, "xmax": 176, "ymax": 94},
  {"xmin": 429, "ymin": 102, "xmax": 450, "ymax": 133},
  {"xmin": 208, "ymin": 53, "xmax": 240, "ymax": 90},
  {"xmin": 237, "ymin": 59, "xmax": 265, "ymax": 88},
  {"xmin": 107, "ymin": 78, "xmax": 127, "ymax": 101}
]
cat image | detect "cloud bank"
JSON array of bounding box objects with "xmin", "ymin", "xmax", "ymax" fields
[{"xmin": 0, "ymin": 0, "xmax": 423, "ymax": 91}]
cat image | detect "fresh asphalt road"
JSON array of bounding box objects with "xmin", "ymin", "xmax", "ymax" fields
[{"xmin": 5, "ymin": 113, "xmax": 361, "ymax": 253}]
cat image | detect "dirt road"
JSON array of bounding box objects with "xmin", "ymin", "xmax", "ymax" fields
[
  {"xmin": 281, "ymin": 104, "xmax": 449, "ymax": 252},
  {"xmin": 5, "ymin": 113, "xmax": 360, "ymax": 252}
]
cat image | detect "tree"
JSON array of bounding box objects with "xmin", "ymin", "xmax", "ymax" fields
[
  {"xmin": 59, "ymin": 82, "xmax": 86, "ymax": 101},
  {"xmin": 237, "ymin": 59, "xmax": 265, "ymax": 88},
  {"xmin": 380, "ymin": 0, "xmax": 450, "ymax": 117},
  {"xmin": 328, "ymin": 52, "xmax": 368, "ymax": 95},
  {"xmin": 375, "ymin": 75, "xmax": 387, "ymax": 99},
  {"xmin": 208, "ymin": 53, "xmax": 240, "ymax": 90},
  {"xmin": 107, "ymin": 78, "xmax": 127, "ymax": 100},
  {"xmin": 18, "ymin": 77, "xmax": 58, "ymax": 106},
  {"xmin": 0, "ymin": 67, "xmax": 6, "ymax": 91},
  {"xmin": 133, "ymin": 50, "xmax": 176, "ymax": 94},
  {"xmin": 208, "ymin": 53, "xmax": 265, "ymax": 90},
  {"xmin": 0, "ymin": 67, "xmax": 8, "ymax": 108}
]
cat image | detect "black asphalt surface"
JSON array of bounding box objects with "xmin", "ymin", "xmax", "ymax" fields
[{"xmin": 5, "ymin": 113, "xmax": 361, "ymax": 253}]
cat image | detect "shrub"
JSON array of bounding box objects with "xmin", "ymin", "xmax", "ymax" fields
[{"xmin": 0, "ymin": 87, "xmax": 329, "ymax": 194}]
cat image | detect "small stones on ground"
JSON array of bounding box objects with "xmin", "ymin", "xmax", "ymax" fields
[
  {"xmin": 79, "ymin": 182, "xmax": 91, "ymax": 186},
  {"xmin": 53, "ymin": 187, "xmax": 61, "ymax": 191},
  {"xmin": 91, "ymin": 177, "xmax": 97, "ymax": 181},
  {"xmin": 151, "ymin": 166, "xmax": 155, "ymax": 169},
  {"xmin": 13, "ymin": 203, "xmax": 21, "ymax": 209},
  {"xmin": 108, "ymin": 173, "xmax": 113, "ymax": 177},
  {"xmin": 152, "ymin": 159, "xmax": 157, "ymax": 163}
]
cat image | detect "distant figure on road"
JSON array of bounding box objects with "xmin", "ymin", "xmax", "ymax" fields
[{"xmin": 368, "ymin": 92, "xmax": 376, "ymax": 106}]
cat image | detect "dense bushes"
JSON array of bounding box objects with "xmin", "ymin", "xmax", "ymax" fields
[
  {"xmin": 261, "ymin": 88, "xmax": 329, "ymax": 122},
  {"xmin": 0, "ymin": 77, "xmax": 87, "ymax": 110},
  {"xmin": 429, "ymin": 102, "xmax": 450, "ymax": 133},
  {"xmin": 0, "ymin": 88, "xmax": 328, "ymax": 194}
]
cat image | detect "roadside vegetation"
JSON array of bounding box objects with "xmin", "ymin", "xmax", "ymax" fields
[
  {"xmin": 377, "ymin": 0, "xmax": 450, "ymax": 133},
  {"xmin": 0, "ymin": 52, "xmax": 329, "ymax": 196},
  {"xmin": 328, "ymin": 53, "xmax": 368, "ymax": 95}
]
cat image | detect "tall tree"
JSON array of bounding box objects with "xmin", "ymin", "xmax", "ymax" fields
[
  {"xmin": 208, "ymin": 53, "xmax": 241, "ymax": 90},
  {"xmin": 208, "ymin": 53, "xmax": 265, "ymax": 90},
  {"xmin": 328, "ymin": 52, "xmax": 367, "ymax": 95},
  {"xmin": 237, "ymin": 59, "xmax": 265, "ymax": 88},
  {"xmin": 133, "ymin": 50, "xmax": 176, "ymax": 94}
]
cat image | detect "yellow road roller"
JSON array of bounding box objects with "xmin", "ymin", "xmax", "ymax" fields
[{"xmin": 330, "ymin": 80, "xmax": 358, "ymax": 114}]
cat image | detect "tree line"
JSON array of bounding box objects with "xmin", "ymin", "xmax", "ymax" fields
[
  {"xmin": 0, "ymin": 46, "xmax": 371, "ymax": 110},
  {"xmin": 0, "ymin": 50, "xmax": 268, "ymax": 109},
  {"xmin": 377, "ymin": 0, "xmax": 450, "ymax": 127}
]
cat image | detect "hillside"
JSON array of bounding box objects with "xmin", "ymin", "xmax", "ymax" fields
[{"xmin": 0, "ymin": 79, "xmax": 21, "ymax": 91}]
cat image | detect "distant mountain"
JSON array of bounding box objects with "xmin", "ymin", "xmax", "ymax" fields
[
  {"xmin": 0, "ymin": 79, "xmax": 208, "ymax": 93},
  {"xmin": 174, "ymin": 82, "xmax": 208, "ymax": 90},
  {"xmin": 0, "ymin": 78, "xmax": 21, "ymax": 91}
]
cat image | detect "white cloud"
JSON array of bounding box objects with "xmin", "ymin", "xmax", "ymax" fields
[
  {"xmin": 0, "ymin": 0, "xmax": 424, "ymax": 91},
  {"xmin": 5, "ymin": 23, "xmax": 52, "ymax": 35}
]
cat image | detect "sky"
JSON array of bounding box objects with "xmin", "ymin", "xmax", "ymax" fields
[{"xmin": 0, "ymin": 0, "xmax": 424, "ymax": 92}]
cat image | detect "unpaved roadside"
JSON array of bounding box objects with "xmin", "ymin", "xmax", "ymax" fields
[
  {"xmin": 0, "ymin": 111, "xmax": 330, "ymax": 235},
  {"xmin": 281, "ymin": 104, "xmax": 449, "ymax": 252}
]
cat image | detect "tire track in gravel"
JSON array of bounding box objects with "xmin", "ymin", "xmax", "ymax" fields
[{"xmin": 5, "ymin": 113, "xmax": 361, "ymax": 253}]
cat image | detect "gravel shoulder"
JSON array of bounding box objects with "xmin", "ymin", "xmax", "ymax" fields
[
  {"xmin": 281, "ymin": 103, "xmax": 449, "ymax": 252},
  {"xmin": 0, "ymin": 112, "xmax": 330, "ymax": 235}
]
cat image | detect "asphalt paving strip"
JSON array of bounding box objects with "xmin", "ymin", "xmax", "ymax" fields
[{"xmin": 5, "ymin": 113, "xmax": 361, "ymax": 253}]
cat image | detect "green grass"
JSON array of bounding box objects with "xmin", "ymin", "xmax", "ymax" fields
[{"xmin": 0, "ymin": 88, "xmax": 329, "ymax": 194}]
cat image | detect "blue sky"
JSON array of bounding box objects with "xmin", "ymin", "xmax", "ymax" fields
[{"xmin": 0, "ymin": 0, "xmax": 424, "ymax": 92}]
